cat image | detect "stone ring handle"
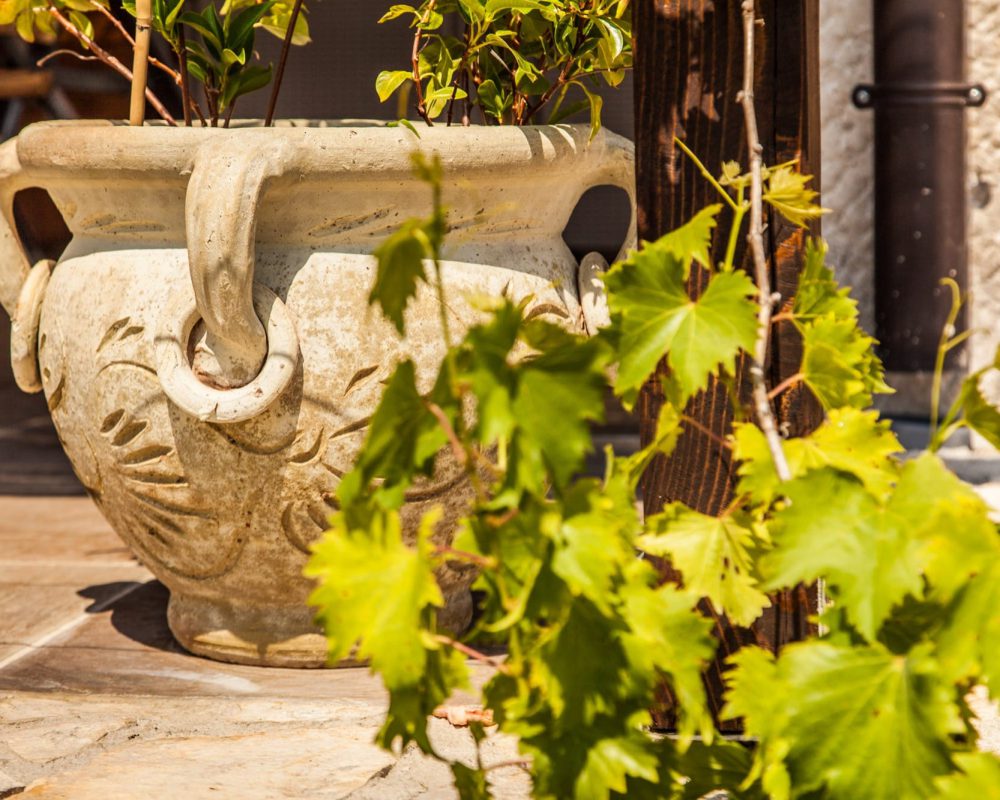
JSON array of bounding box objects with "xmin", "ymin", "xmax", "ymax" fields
[
  {"xmin": 578, "ymin": 133, "xmax": 636, "ymax": 336},
  {"xmin": 154, "ymin": 140, "xmax": 299, "ymax": 423}
]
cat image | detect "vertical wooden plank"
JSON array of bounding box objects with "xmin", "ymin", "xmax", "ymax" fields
[{"xmin": 634, "ymin": 0, "xmax": 821, "ymax": 730}]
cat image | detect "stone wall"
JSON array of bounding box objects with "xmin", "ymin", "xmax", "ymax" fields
[
  {"xmin": 819, "ymin": 0, "xmax": 876, "ymax": 334},
  {"xmin": 819, "ymin": 0, "xmax": 1000, "ymax": 402},
  {"xmin": 967, "ymin": 2, "xmax": 1000, "ymax": 401}
]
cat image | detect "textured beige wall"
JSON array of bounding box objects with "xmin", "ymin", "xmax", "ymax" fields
[
  {"xmin": 819, "ymin": 0, "xmax": 875, "ymax": 334},
  {"xmin": 967, "ymin": 2, "xmax": 1000, "ymax": 399},
  {"xmin": 820, "ymin": 0, "xmax": 1000, "ymax": 398}
]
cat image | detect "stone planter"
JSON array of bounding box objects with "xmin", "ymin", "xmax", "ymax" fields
[{"xmin": 0, "ymin": 120, "xmax": 635, "ymax": 667}]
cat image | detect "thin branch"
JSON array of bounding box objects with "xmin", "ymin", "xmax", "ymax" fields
[
  {"xmin": 680, "ymin": 414, "xmax": 733, "ymax": 450},
  {"xmin": 411, "ymin": 0, "xmax": 438, "ymax": 125},
  {"xmin": 177, "ymin": 23, "xmax": 193, "ymax": 126},
  {"xmin": 767, "ymin": 372, "xmax": 804, "ymax": 402},
  {"xmin": 432, "ymin": 705, "xmax": 497, "ymax": 727},
  {"xmin": 88, "ymin": 0, "xmax": 180, "ymax": 86},
  {"xmin": 738, "ymin": 0, "xmax": 790, "ymax": 481},
  {"xmin": 484, "ymin": 759, "xmax": 532, "ymax": 773},
  {"xmin": 427, "ymin": 401, "xmax": 468, "ymax": 468},
  {"xmin": 433, "ymin": 635, "xmax": 508, "ymax": 671},
  {"xmin": 36, "ymin": 49, "xmax": 99, "ymax": 67},
  {"xmin": 264, "ymin": 0, "xmax": 305, "ymax": 126},
  {"xmin": 47, "ymin": 6, "xmax": 176, "ymax": 125},
  {"xmin": 436, "ymin": 545, "xmax": 497, "ymax": 569}
]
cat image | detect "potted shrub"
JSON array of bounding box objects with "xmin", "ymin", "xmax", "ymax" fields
[{"xmin": 0, "ymin": 0, "xmax": 635, "ymax": 666}]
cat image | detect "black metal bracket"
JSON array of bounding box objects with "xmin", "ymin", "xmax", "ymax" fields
[{"xmin": 852, "ymin": 81, "xmax": 987, "ymax": 109}]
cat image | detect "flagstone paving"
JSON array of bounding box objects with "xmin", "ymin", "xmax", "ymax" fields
[
  {"xmin": 0, "ymin": 492, "xmax": 998, "ymax": 799},
  {"xmin": 0, "ymin": 497, "xmax": 525, "ymax": 799}
]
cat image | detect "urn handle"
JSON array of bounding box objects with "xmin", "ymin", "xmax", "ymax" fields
[
  {"xmin": 0, "ymin": 139, "xmax": 32, "ymax": 320},
  {"xmin": 577, "ymin": 133, "xmax": 636, "ymax": 335},
  {"xmin": 154, "ymin": 140, "xmax": 300, "ymax": 423}
]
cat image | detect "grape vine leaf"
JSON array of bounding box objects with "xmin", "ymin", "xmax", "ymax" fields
[
  {"xmin": 306, "ymin": 509, "xmax": 449, "ymax": 686},
  {"xmin": 762, "ymin": 468, "xmax": 923, "ymax": 640},
  {"xmin": 792, "ymin": 238, "xmax": 858, "ymax": 321},
  {"xmin": 933, "ymin": 560, "xmax": 1000, "ymax": 687},
  {"xmin": 956, "ymin": 370, "xmax": 1000, "ymax": 449},
  {"xmin": 575, "ymin": 736, "xmax": 660, "ymax": 800},
  {"xmin": 727, "ymin": 642, "xmax": 959, "ymax": 800},
  {"xmin": 337, "ymin": 359, "xmax": 447, "ymax": 511},
  {"xmin": 370, "ymin": 219, "xmax": 432, "ymax": 335},
  {"xmin": 617, "ymin": 581, "xmax": 715, "ymax": 742},
  {"xmin": 648, "ymin": 203, "xmax": 722, "ymax": 275},
  {"xmin": 733, "ymin": 408, "xmax": 902, "ymax": 505},
  {"xmin": 605, "ymin": 241, "xmax": 758, "ymax": 408},
  {"xmin": 800, "ymin": 316, "xmax": 888, "ymax": 410},
  {"xmin": 935, "ymin": 752, "xmax": 1000, "ymax": 799},
  {"xmin": 307, "ymin": 510, "xmax": 469, "ymax": 752},
  {"xmin": 763, "ymin": 166, "xmax": 827, "ymax": 228},
  {"xmin": 639, "ymin": 504, "xmax": 770, "ymax": 627}
]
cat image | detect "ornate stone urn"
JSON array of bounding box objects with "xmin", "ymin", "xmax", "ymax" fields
[{"xmin": 0, "ymin": 120, "xmax": 634, "ymax": 667}]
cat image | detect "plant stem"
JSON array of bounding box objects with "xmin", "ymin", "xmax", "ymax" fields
[
  {"xmin": 722, "ymin": 194, "xmax": 749, "ymax": 271},
  {"xmin": 768, "ymin": 372, "xmax": 804, "ymax": 401},
  {"xmin": 89, "ymin": 1, "xmax": 181, "ymax": 88},
  {"xmin": 673, "ymin": 136, "xmax": 741, "ymax": 213},
  {"xmin": 738, "ymin": 0, "xmax": 790, "ymax": 482},
  {"xmin": 177, "ymin": 24, "xmax": 193, "ymax": 127},
  {"xmin": 48, "ymin": 6, "xmax": 176, "ymax": 125},
  {"xmin": 930, "ymin": 278, "xmax": 963, "ymax": 441},
  {"xmin": 433, "ymin": 635, "xmax": 508, "ymax": 671},
  {"xmin": 264, "ymin": 0, "xmax": 305, "ymax": 127},
  {"xmin": 411, "ymin": 1, "xmax": 437, "ymax": 125},
  {"xmin": 680, "ymin": 414, "xmax": 732, "ymax": 450}
]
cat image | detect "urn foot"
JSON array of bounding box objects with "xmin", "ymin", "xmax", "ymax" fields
[{"xmin": 166, "ymin": 587, "xmax": 474, "ymax": 668}]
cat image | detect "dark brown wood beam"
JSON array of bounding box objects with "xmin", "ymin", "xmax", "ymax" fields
[{"xmin": 633, "ymin": 0, "xmax": 823, "ymax": 731}]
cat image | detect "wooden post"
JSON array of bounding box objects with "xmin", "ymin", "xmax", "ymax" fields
[{"xmin": 633, "ymin": 0, "xmax": 823, "ymax": 731}]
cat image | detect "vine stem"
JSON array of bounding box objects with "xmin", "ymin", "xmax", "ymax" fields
[
  {"xmin": 47, "ymin": 6, "xmax": 176, "ymax": 125},
  {"xmin": 433, "ymin": 635, "xmax": 509, "ymax": 672},
  {"xmin": 264, "ymin": 0, "xmax": 305, "ymax": 127},
  {"xmin": 738, "ymin": 0, "xmax": 790, "ymax": 482}
]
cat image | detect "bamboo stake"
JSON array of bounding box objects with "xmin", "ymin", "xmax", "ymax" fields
[{"xmin": 129, "ymin": 0, "xmax": 153, "ymax": 126}]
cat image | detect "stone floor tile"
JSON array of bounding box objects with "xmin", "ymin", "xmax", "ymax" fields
[
  {"xmin": 0, "ymin": 497, "xmax": 128, "ymax": 563},
  {"xmin": 0, "ymin": 565, "xmax": 149, "ymax": 665}
]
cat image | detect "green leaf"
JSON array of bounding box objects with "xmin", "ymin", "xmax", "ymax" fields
[
  {"xmin": 659, "ymin": 205, "xmax": 722, "ymax": 275},
  {"xmin": 727, "ymin": 642, "xmax": 959, "ymax": 800},
  {"xmin": 934, "ymin": 559, "xmax": 1000, "ymax": 687},
  {"xmin": 370, "ymin": 219, "xmax": 432, "ymax": 335},
  {"xmin": 935, "ymin": 752, "xmax": 1000, "ymax": 799},
  {"xmin": 376, "ymin": 69, "xmax": 414, "ymax": 102},
  {"xmin": 956, "ymin": 369, "xmax": 1000, "ymax": 448},
  {"xmin": 763, "ymin": 166, "xmax": 827, "ymax": 228},
  {"xmin": 617, "ymin": 582, "xmax": 715, "ymax": 742},
  {"xmin": 575, "ymin": 736, "xmax": 659, "ymax": 799},
  {"xmin": 639, "ymin": 504, "xmax": 771, "ymax": 627},
  {"xmin": 792, "ymin": 238, "xmax": 859, "ymax": 321},
  {"xmin": 451, "ymin": 763, "xmax": 492, "ymax": 800},
  {"xmin": 305, "ymin": 509, "xmax": 444, "ymax": 686},
  {"xmin": 606, "ymin": 233, "xmax": 758, "ymax": 407},
  {"xmin": 337, "ymin": 360, "xmax": 445, "ymax": 510},
  {"xmin": 511, "ymin": 331, "xmax": 610, "ymax": 488},
  {"xmin": 800, "ymin": 315, "xmax": 888, "ymax": 410},
  {"xmin": 763, "ymin": 468, "xmax": 923, "ymax": 641},
  {"xmin": 733, "ymin": 408, "xmax": 902, "ymax": 506}
]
